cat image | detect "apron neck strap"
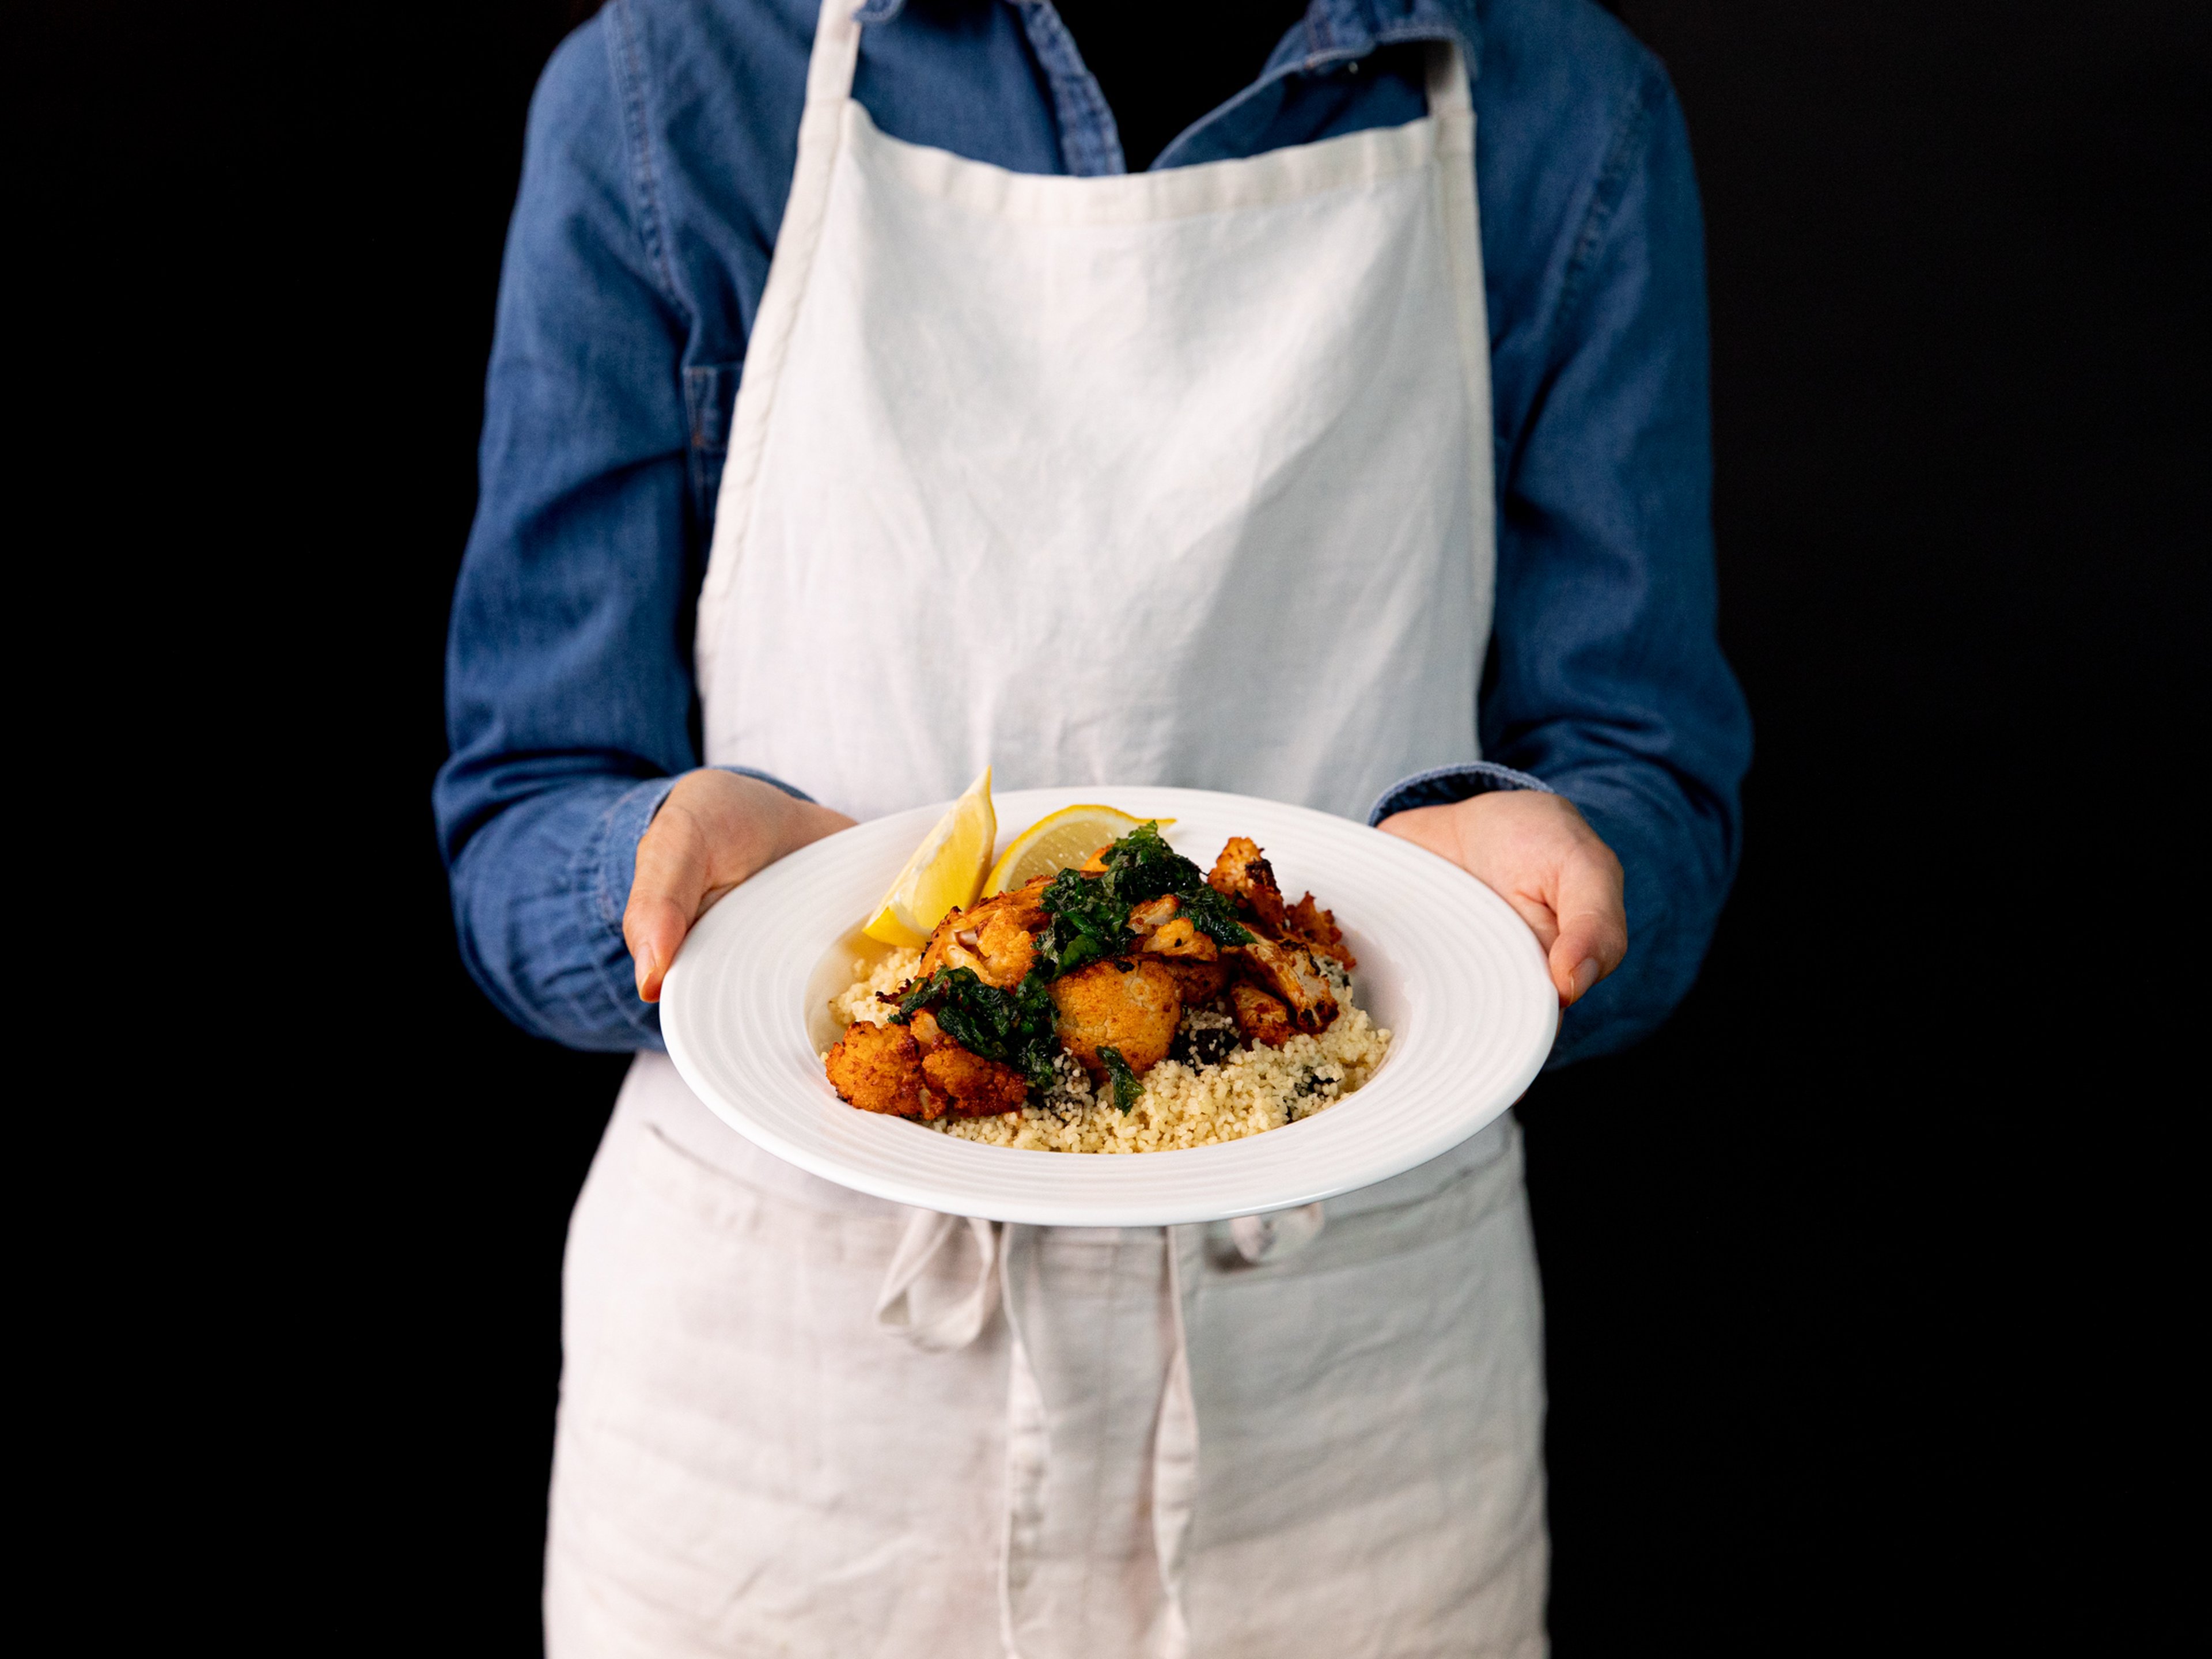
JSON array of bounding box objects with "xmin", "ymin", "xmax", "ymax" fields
[
  {"xmin": 1426, "ymin": 39, "xmax": 1472, "ymax": 115},
  {"xmin": 803, "ymin": 0, "xmax": 863, "ymax": 112},
  {"xmin": 1426, "ymin": 40, "xmax": 1474, "ymax": 158}
]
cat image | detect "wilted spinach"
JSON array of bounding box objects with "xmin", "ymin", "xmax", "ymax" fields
[
  {"xmin": 1035, "ymin": 869, "xmax": 1129, "ymax": 976},
  {"xmin": 1099, "ymin": 1046, "xmax": 1143, "ymax": 1112},
  {"xmin": 1035, "ymin": 821, "xmax": 1252, "ymax": 977},
  {"xmin": 893, "ymin": 966, "xmax": 1061, "ymax": 1089}
]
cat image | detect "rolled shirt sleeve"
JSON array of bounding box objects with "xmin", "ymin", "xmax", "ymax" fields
[
  {"xmin": 435, "ymin": 21, "xmax": 716, "ymax": 1052},
  {"xmin": 1385, "ymin": 61, "xmax": 1750, "ymax": 1067}
]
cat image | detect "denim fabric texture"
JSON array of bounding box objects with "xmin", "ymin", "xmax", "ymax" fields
[
  {"xmin": 437, "ymin": 0, "xmax": 1752, "ymax": 1063},
  {"xmin": 1366, "ymin": 762, "xmax": 1554, "ymax": 825}
]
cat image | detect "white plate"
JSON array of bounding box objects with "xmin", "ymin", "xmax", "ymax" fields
[{"xmin": 660, "ymin": 787, "xmax": 1558, "ymax": 1226}]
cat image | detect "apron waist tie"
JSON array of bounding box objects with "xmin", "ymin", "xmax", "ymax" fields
[
  {"xmin": 874, "ymin": 1199, "xmax": 1332, "ymax": 1654},
  {"xmin": 870, "ymin": 1198, "xmax": 1325, "ymax": 1346},
  {"xmin": 873, "ymin": 1208, "xmax": 1003, "ymax": 1351}
]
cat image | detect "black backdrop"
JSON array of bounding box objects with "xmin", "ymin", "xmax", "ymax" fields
[
  {"xmin": 49, "ymin": 1, "xmax": 2198, "ymax": 1650},
  {"xmin": 377, "ymin": 3, "xmax": 2202, "ymax": 1651}
]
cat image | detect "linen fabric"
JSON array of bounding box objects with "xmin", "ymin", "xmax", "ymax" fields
[
  {"xmin": 434, "ymin": 0, "xmax": 1752, "ymax": 1063},
  {"xmin": 693, "ymin": 37, "xmax": 1492, "ymax": 821},
  {"xmin": 554, "ymin": 1058, "xmax": 1546, "ymax": 1657},
  {"xmin": 546, "ymin": 4, "xmax": 1546, "ymax": 1652}
]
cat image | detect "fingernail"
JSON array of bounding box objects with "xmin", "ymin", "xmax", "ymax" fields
[
  {"xmin": 1568, "ymin": 957, "xmax": 1602, "ymax": 1003},
  {"xmin": 635, "ymin": 948, "xmax": 657, "ymax": 999}
]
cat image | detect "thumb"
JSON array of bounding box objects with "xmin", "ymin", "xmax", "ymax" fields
[
  {"xmin": 624, "ymin": 803, "xmax": 714, "ymax": 1003},
  {"xmin": 1547, "ymin": 842, "xmax": 1627, "ymax": 1006}
]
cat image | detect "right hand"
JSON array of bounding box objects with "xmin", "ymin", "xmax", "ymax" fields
[
  {"xmin": 624, "ymin": 770, "xmax": 854, "ymax": 1002},
  {"xmin": 1377, "ymin": 789, "xmax": 1627, "ymax": 1009}
]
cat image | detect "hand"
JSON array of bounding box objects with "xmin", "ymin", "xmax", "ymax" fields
[
  {"xmin": 1378, "ymin": 790, "xmax": 1627, "ymax": 1007},
  {"xmin": 624, "ymin": 770, "xmax": 855, "ymax": 1002}
]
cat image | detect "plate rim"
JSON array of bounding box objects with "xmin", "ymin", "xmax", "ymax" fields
[{"xmin": 661, "ymin": 786, "xmax": 1558, "ymax": 1225}]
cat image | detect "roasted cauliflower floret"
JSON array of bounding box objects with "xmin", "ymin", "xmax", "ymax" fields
[
  {"xmin": 1050, "ymin": 957, "xmax": 1183, "ymax": 1079},
  {"xmin": 1157, "ymin": 956, "xmax": 1229, "ymax": 1005},
  {"xmin": 921, "ymin": 1043, "xmax": 1030, "ymax": 1117},
  {"xmin": 824, "ymin": 1021, "xmax": 935, "ymax": 1119},
  {"xmin": 828, "ymin": 1010, "xmax": 1028, "ymax": 1119},
  {"xmin": 972, "ymin": 906, "xmax": 1042, "ymax": 982},
  {"xmin": 1141, "ymin": 915, "xmax": 1217, "ymax": 959},
  {"xmin": 1126, "ymin": 894, "xmax": 1180, "ymax": 934},
  {"xmin": 919, "ymin": 877, "xmax": 1050, "ymax": 990},
  {"xmin": 1127, "ymin": 895, "xmax": 1220, "ymax": 961},
  {"xmin": 1229, "ymin": 982, "xmax": 1294, "ymax": 1048},
  {"xmin": 1234, "ymin": 935, "xmax": 1338, "ymax": 1033},
  {"xmin": 1208, "ymin": 836, "xmax": 1287, "ymax": 934},
  {"xmin": 1287, "ymin": 892, "xmax": 1356, "ymax": 971}
]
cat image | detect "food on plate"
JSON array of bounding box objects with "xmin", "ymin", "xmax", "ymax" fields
[
  {"xmin": 917, "ymin": 877, "xmax": 1048, "ymax": 988},
  {"xmin": 980, "ymin": 802, "xmax": 1174, "ymax": 897},
  {"xmin": 823, "ymin": 818, "xmax": 1391, "ymax": 1153},
  {"xmin": 861, "ymin": 766, "xmax": 996, "ymax": 948},
  {"xmin": 1230, "ymin": 982, "xmax": 1296, "ymax": 1048},
  {"xmin": 1050, "ymin": 956, "xmax": 1183, "ymax": 1078},
  {"xmin": 822, "ymin": 1020, "xmax": 929, "ymax": 1118},
  {"xmin": 823, "ymin": 1002, "xmax": 1033, "ymax": 1120}
]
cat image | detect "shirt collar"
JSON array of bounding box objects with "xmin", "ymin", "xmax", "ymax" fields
[{"xmin": 849, "ymin": 0, "xmax": 1483, "ymax": 76}]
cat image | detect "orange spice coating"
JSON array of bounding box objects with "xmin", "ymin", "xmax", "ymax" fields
[
  {"xmin": 1049, "ymin": 957, "xmax": 1183, "ymax": 1079},
  {"xmin": 1229, "ymin": 982, "xmax": 1294, "ymax": 1048},
  {"xmin": 825, "ymin": 1021, "xmax": 935, "ymax": 1119}
]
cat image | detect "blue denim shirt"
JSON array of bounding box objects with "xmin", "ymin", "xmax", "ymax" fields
[{"xmin": 437, "ymin": 0, "xmax": 1751, "ymax": 1065}]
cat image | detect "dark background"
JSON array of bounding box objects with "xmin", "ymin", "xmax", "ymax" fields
[
  {"xmin": 371, "ymin": 2, "xmax": 2203, "ymax": 1650},
  {"xmin": 39, "ymin": 0, "xmax": 2201, "ymax": 1651}
]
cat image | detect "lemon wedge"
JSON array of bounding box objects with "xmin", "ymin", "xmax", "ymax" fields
[
  {"xmin": 980, "ymin": 804, "xmax": 1176, "ymax": 897},
  {"xmin": 861, "ymin": 767, "xmax": 997, "ymax": 948}
]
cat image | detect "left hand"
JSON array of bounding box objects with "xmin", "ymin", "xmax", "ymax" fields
[
  {"xmin": 624, "ymin": 770, "xmax": 856, "ymax": 1002},
  {"xmin": 1378, "ymin": 790, "xmax": 1627, "ymax": 1007}
]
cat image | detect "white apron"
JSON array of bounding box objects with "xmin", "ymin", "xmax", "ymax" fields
[{"xmin": 547, "ymin": 5, "xmax": 1546, "ymax": 1654}]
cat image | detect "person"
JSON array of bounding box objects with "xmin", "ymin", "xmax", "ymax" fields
[{"xmin": 436, "ymin": 0, "xmax": 1750, "ymax": 1651}]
